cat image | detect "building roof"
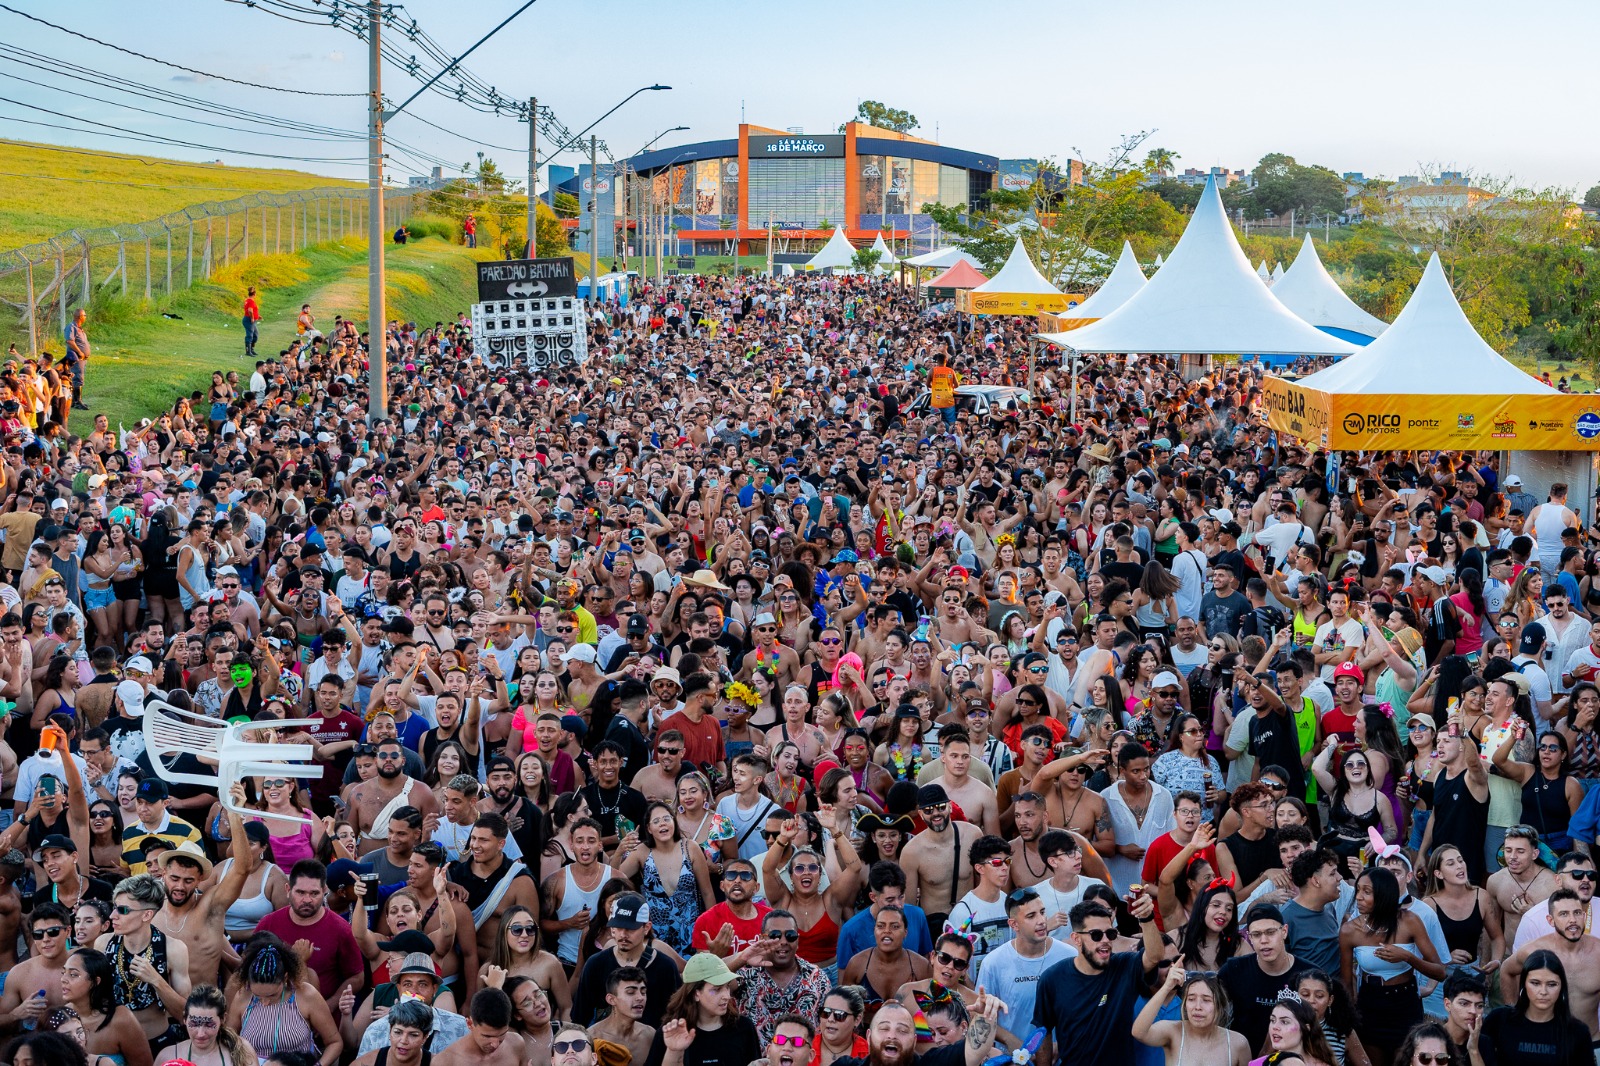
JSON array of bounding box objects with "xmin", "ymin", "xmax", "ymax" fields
[
  {"xmin": 1271, "ymin": 234, "xmax": 1389, "ymax": 340},
  {"xmin": 1037, "ymin": 174, "xmax": 1357, "ymax": 357},
  {"xmin": 972, "ymin": 237, "xmax": 1061, "ymax": 296}
]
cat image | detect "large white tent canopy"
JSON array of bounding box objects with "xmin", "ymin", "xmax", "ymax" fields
[
  {"xmin": 972, "ymin": 237, "xmax": 1062, "ymax": 296},
  {"xmin": 805, "ymin": 227, "xmax": 857, "ymax": 270},
  {"xmin": 1294, "ymin": 253, "xmax": 1550, "ymax": 395},
  {"xmin": 902, "ymin": 246, "xmax": 983, "ymax": 270},
  {"xmin": 1057, "ymin": 241, "xmax": 1145, "ymax": 320},
  {"xmin": 1272, "ymin": 234, "xmax": 1390, "ymax": 340},
  {"xmin": 1037, "ymin": 175, "xmax": 1357, "ymax": 356},
  {"xmin": 868, "ymin": 232, "xmax": 898, "ymax": 272}
]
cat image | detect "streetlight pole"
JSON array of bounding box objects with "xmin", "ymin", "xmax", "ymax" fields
[{"xmin": 619, "ymin": 128, "xmax": 687, "ymax": 274}]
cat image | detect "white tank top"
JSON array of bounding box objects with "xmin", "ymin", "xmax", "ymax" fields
[
  {"xmin": 1531, "ymin": 502, "xmax": 1570, "ymax": 559},
  {"xmin": 555, "ymin": 863, "xmax": 612, "ymax": 963}
]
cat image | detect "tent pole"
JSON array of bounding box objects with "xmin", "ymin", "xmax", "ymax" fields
[{"xmin": 1070, "ymin": 348, "xmax": 1079, "ymax": 423}]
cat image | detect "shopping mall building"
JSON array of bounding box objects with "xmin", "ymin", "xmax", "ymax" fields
[{"xmin": 581, "ymin": 121, "xmax": 999, "ymax": 259}]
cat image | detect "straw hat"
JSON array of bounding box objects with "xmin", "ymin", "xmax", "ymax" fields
[{"xmin": 1084, "ymin": 441, "xmax": 1115, "ymax": 464}]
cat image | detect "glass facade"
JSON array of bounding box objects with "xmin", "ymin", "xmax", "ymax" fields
[{"xmin": 748, "ymin": 158, "xmax": 846, "ymax": 228}]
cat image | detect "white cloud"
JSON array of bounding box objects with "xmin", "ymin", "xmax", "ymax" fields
[{"xmin": 327, "ymin": 50, "xmax": 346, "ymax": 62}]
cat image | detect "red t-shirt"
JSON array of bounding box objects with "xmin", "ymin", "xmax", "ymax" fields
[
  {"xmin": 1141, "ymin": 831, "xmax": 1219, "ymax": 928},
  {"xmin": 691, "ymin": 900, "xmax": 772, "ymax": 955},
  {"xmin": 1320, "ymin": 707, "xmax": 1358, "ymax": 746},
  {"xmin": 256, "ymin": 907, "xmax": 363, "ymax": 1000},
  {"xmin": 304, "ymin": 708, "xmax": 366, "ymax": 798},
  {"xmin": 660, "ymin": 709, "xmax": 726, "ymax": 770}
]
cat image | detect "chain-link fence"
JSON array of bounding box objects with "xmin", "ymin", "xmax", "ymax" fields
[{"xmin": 0, "ymin": 187, "xmax": 420, "ymax": 355}]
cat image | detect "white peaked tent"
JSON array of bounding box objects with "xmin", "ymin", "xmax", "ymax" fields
[
  {"xmin": 1056, "ymin": 241, "xmax": 1146, "ymax": 322},
  {"xmin": 1037, "ymin": 175, "xmax": 1357, "ymax": 356},
  {"xmin": 868, "ymin": 232, "xmax": 898, "ymax": 272},
  {"xmin": 972, "ymin": 237, "xmax": 1062, "ymax": 297},
  {"xmin": 805, "ymin": 227, "xmax": 857, "ymax": 271},
  {"xmin": 1271, "ymin": 262, "xmax": 1285, "ymax": 283},
  {"xmin": 1257, "ymin": 261, "xmax": 1272, "ymax": 284},
  {"xmin": 1152, "ymin": 253, "xmax": 1164, "ymax": 270},
  {"xmin": 1272, "ymin": 234, "xmax": 1390, "ymax": 342},
  {"xmin": 903, "ymin": 246, "xmax": 982, "ymax": 270},
  {"xmin": 1294, "ymin": 253, "xmax": 1540, "ymax": 396}
]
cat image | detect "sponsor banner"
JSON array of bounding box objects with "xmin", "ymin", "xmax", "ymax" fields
[
  {"xmin": 1264, "ymin": 377, "xmax": 1600, "ymax": 451},
  {"xmin": 476, "ymin": 257, "xmax": 577, "ymax": 302},
  {"xmin": 1036, "ymin": 310, "xmax": 1093, "ymax": 332},
  {"xmin": 959, "ymin": 290, "xmax": 1083, "ymax": 315}
]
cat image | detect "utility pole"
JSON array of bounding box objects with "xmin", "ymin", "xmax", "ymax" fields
[
  {"xmin": 526, "ymin": 96, "xmax": 537, "ymax": 258},
  {"xmin": 590, "ymin": 135, "xmax": 600, "ymax": 286},
  {"xmin": 366, "ymin": 0, "xmax": 386, "ymax": 425}
]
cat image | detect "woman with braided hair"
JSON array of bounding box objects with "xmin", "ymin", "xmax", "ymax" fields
[{"xmin": 225, "ymin": 935, "xmax": 342, "ymax": 1066}]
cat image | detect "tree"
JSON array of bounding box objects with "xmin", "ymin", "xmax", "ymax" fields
[
  {"xmin": 1585, "ymin": 184, "xmax": 1600, "ymax": 210},
  {"xmin": 1242, "ymin": 153, "xmax": 1347, "ymax": 220},
  {"xmin": 841, "ymin": 100, "xmax": 918, "ymax": 133},
  {"xmin": 1149, "ymin": 179, "xmax": 1201, "ymax": 212},
  {"xmin": 1143, "ymin": 147, "xmax": 1180, "ymax": 177},
  {"xmin": 851, "ymin": 247, "xmax": 884, "ymax": 274}
]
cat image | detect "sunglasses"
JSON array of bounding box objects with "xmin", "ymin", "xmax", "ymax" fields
[
  {"xmin": 551, "ymin": 1041, "xmax": 592, "ymax": 1056},
  {"xmin": 771, "ymin": 1035, "xmax": 808, "ymax": 1048},
  {"xmin": 724, "ymin": 869, "xmax": 755, "ymax": 882},
  {"xmin": 1414, "ymin": 1057, "xmax": 1450, "ymax": 1066},
  {"xmin": 818, "ymin": 637, "xmax": 842, "ymax": 645},
  {"xmin": 983, "ymin": 856, "xmax": 1010, "ymax": 868},
  {"xmin": 1262, "ymin": 781, "xmax": 1288, "ymax": 792},
  {"xmin": 933, "ymin": 949, "xmax": 970, "ymax": 971},
  {"xmin": 765, "ymin": 929, "xmax": 801, "ymax": 942},
  {"xmin": 1076, "ymin": 928, "xmax": 1115, "ymax": 942},
  {"xmin": 32, "ymin": 925, "xmax": 64, "ymax": 938},
  {"xmin": 819, "ymin": 1007, "xmax": 857, "ymax": 1022},
  {"xmin": 1568, "ymin": 870, "xmax": 1598, "ymax": 882},
  {"xmin": 506, "ymin": 924, "xmax": 537, "ymax": 936},
  {"xmin": 657, "ymin": 747, "xmax": 682, "ymax": 757},
  {"xmin": 113, "ymin": 905, "xmax": 153, "ymax": 916},
  {"xmin": 791, "ymin": 863, "xmax": 821, "ymax": 875},
  {"xmin": 262, "ymin": 779, "xmax": 290, "ymax": 789}
]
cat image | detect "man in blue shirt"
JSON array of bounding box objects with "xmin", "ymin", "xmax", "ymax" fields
[{"xmin": 835, "ymin": 860, "xmax": 931, "ymax": 964}]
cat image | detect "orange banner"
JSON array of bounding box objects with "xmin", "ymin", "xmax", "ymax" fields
[{"xmin": 958, "ymin": 290, "xmax": 1084, "ymax": 315}]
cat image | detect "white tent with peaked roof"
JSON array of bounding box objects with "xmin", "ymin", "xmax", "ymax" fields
[
  {"xmin": 1272, "ymin": 234, "xmax": 1389, "ymax": 341},
  {"xmin": 1152, "ymin": 253, "xmax": 1164, "ymax": 270},
  {"xmin": 1257, "ymin": 261, "xmax": 1272, "ymax": 284},
  {"xmin": 973, "ymin": 237, "xmax": 1061, "ymax": 296},
  {"xmin": 1271, "ymin": 262, "xmax": 1285, "ymax": 283},
  {"xmin": 1056, "ymin": 241, "xmax": 1145, "ymax": 322},
  {"xmin": 1295, "ymin": 253, "xmax": 1542, "ymax": 395},
  {"xmin": 805, "ymin": 227, "xmax": 857, "ymax": 271},
  {"xmin": 903, "ymin": 246, "xmax": 982, "ymax": 270},
  {"xmin": 868, "ymin": 232, "xmax": 898, "ymax": 272},
  {"xmin": 1036, "ymin": 175, "xmax": 1357, "ymax": 356}
]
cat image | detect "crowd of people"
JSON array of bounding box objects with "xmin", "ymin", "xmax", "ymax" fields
[{"xmin": 0, "ymin": 267, "xmax": 1592, "ymax": 1066}]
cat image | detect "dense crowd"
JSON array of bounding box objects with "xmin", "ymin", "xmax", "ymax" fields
[{"xmin": 0, "ymin": 266, "xmax": 1592, "ymax": 1066}]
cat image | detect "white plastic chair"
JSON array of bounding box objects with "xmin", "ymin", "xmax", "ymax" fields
[{"xmin": 143, "ymin": 700, "xmax": 322, "ymax": 824}]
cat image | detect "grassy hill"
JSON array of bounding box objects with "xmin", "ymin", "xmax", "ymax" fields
[
  {"xmin": 0, "ymin": 140, "xmax": 360, "ymax": 252},
  {"xmin": 74, "ymin": 234, "xmax": 491, "ymax": 431}
]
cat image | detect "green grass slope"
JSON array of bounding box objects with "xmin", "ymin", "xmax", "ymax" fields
[
  {"xmin": 0, "ymin": 140, "xmax": 360, "ymax": 252},
  {"xmin": 75, "ymin": 235, "xmax": 487, "ymax": 431}
]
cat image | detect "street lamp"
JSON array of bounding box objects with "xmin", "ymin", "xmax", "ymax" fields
[
  {"xmin": 540, "ymin": 85, "xmax": 672, "ymax": 165},
  {"xmin": 641, "ymin": 148, "xmax": 697, "ymax": 283}
]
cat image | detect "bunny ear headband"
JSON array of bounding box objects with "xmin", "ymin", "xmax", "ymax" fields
[{"xmin": 1368, "ymin": 826, "xmax": 1401, "ymax": 861}]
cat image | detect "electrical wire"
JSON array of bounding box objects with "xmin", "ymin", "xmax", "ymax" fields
[
  {"xmin": 0, "ymin": 169, "xmax": 348, "ymax": 194},
  {"xmin": 0, "ymin": 2, "xmax": 364, "ymax": 97},
  {"xmin": 0, "ymin": 105, "xmax": 370, "ymax": 165}
]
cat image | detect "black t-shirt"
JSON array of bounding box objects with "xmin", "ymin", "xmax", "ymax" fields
[
  {"xmin": 1100, "ymin": 560, "xmax": 1145, "ymax": 590},
  {"xmin": 578, "ymin": 781, "xmax": 648, "ymax": 839},
  {"xmin": 832, "ymin": 1049, "xmax": 966, "ymax": 1066},
  {"xmin": 1033, "ymin": 951, "xmax": 1149, "ymax": 1066},
  {"xmin": 1479, "ymin": 1007, "xmax": 1591, "ymax": 1066},
  {"xmin": 604, "ymin": 716, "xmax": 652, "ymax": 785},
  {"xmin": 1200, "ymin": 590, "xmax": 1251, "ymax": 639},
  {"xmin": 1248, "ymin": 708, "xmax": 1306, "ymax": 799},
  {"xmin": 1218, "ymin": 954, "xmax": 1313, "ymax": 1052},
  {"xmin": 573, "ymin": 945, "xmax": 683, "ymax": 1027},
  {"xmin": 26, "ymin": 875, "xmax": 114, "ymax": 914},
  {"xmin": 644, "ymin": 1014, "xmax": 759, "ymax": 1066}
]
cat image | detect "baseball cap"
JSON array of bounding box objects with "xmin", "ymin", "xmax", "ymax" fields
[
  {"xmin": 1409, "ymin": 713, "xmax": 1438, "ymax": 733},
  {"xmin": 565, "ymin": 643, "xmax": 597, "ymax": 664},
  {"xmin": 1504, "ymin": 475, "xmax": 1523, "ymax": 488},
  {"xmin": 626, "ymin": 615, "xmax": 651, "ymax": 635},
  {"xmin": 1520, "ymin": 624, "xmax": 1548, "ymax": 655},
  {"xmin": 916, "ymin": 783, "xmax": 949, "ymax": 809},
  {"xmin": 1152, "ymin": 671, "xmax": 1182, "ymax": 690},
  {"xmin": 135, "ymin": 778, "xmax": 169, "ymax": 802},
  {"xmin": 681, "ymin": 952, "xmax": 739, "ymax": 986},
  {"xmin": 326, "ymin": 858, "xmax": 374, "ymax": 889},
  {"xmin": 1331, "ymin": 661, "xmax": 1365, "ymax": 685},
  {"xmin": 608, "ymin": 893, "xmax": 649, "ymax": 929},
  {"xmin": 32, "ymin": 834, "xmax": 76, "ymax": 863},
  {"xmin": 116, "ymin": 680, "xmax": 146, "ymax": 716},
  {"xmin": 1414, "ymin": 565, "xmax": 1450, "ymax": 586},
  {"xmin": 124, "ymin": 655, "xmax": 154, "ymax": 674}
]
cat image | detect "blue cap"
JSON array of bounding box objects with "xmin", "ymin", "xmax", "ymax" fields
[{"xmin": 326, "ymin": 858, "xmax": 373, "ymax": 889}]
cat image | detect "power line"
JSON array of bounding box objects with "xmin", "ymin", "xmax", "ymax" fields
[
  {"xmin": 0, "ymin": 103, "xmax": 371, "ymax": 165},
  {"xmin": 0, "ymin": 136, "xmax": 366, "ymax": 176},
  {"xmin": 0, "ymin": 2, "xmax": 365, "ymax": 97}
]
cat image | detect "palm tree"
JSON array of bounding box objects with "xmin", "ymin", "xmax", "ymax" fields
[{"xmin": 1143, "ymin": 148, "xmax": 1180, "ymax": 178}]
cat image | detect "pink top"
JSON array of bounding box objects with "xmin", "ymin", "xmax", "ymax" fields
[{"xmin": 262, "ymin": 820, "xmax": 316, "ymax": 868}]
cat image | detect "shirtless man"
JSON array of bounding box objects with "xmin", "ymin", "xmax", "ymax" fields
[
  {"xmin": 0, "ymin": 902, "xmax": 72, "ymax": 1026},
  {"xmin": 154, "ymin": 815, "xmax": 250, "ymax": 990},
  {"xmin": 899, "ymin": 784, "xmax": 981, "ymax": 939},
  {"xmin": 433, "ymin": 988, "xmax": 529, "ymax": 1066},
  {"xmin": 448, "ymin": 814, "xmax": 539, "ymax": 967},
  {"xmin": 764, "ymin": 686, "xmax": 829, "ymax": 771},
  {"xmin": 350, "ymin": 737, "xmax": 439, "ymax": 855},
  {"xmin": 587, "ymin": 965, "xmax": 654, "ymax": 1066},
  {"xmin": 1032, "ymin": 748, "xmax": 1116, "ymax": 856},
  {"xmin": 405, "ymin": 843, "xmax": 480, "ymax": 997},
  {"xmin": 1008, "ymin": 794, "xmax": 1055, "ymax": 890},
  {"xmin": 932, "ymin": 585, "xmax": 984, "ymax": 649},
  {"xmin": 0, "ymin": 851, "xmax": 22, "ymax": 970},
  {"xmin": 1487, "ymin": 825, "xmax": 1555, "ymax": 948},
  {"xmin": 738, "ymin": 613, "xmax": 801, "ymax": 690},
  {"xmin": 1500, "ymin": 889, "xmax": 1600, "ymax": 1040},
  {"xmin": 629, "ymin": 731, "xmax": 688, "ymax": 806},
  {"xmin": 929, "ymin": 732, "xmax": 998, "ymax": 836}
]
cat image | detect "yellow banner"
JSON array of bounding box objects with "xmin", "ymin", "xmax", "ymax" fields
[
  {"xmin": 1037, "ymin": 310, "xmax": 1095, "ymax": 331},
  {"xmin": 1264, "ymin": 377, "xmax": 1600, "ymax": 451},
  {"xmin": 958, "ymin": 290, "xmax": 1084, "ymax": 315}
]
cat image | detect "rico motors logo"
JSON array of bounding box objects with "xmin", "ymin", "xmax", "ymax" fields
[{"xmin": 1344, "ymin": 412, "xmax": 1400, "ymax": 435}]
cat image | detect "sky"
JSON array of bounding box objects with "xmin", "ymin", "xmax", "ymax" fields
[{"xmin": 3, "ymin": 0, "xmax": 1597, "ymax": 193}]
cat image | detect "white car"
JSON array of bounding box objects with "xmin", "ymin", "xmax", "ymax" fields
[{"xmin": 908, "ymin": 384, "xmax": 1033, "ymax": 419}]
